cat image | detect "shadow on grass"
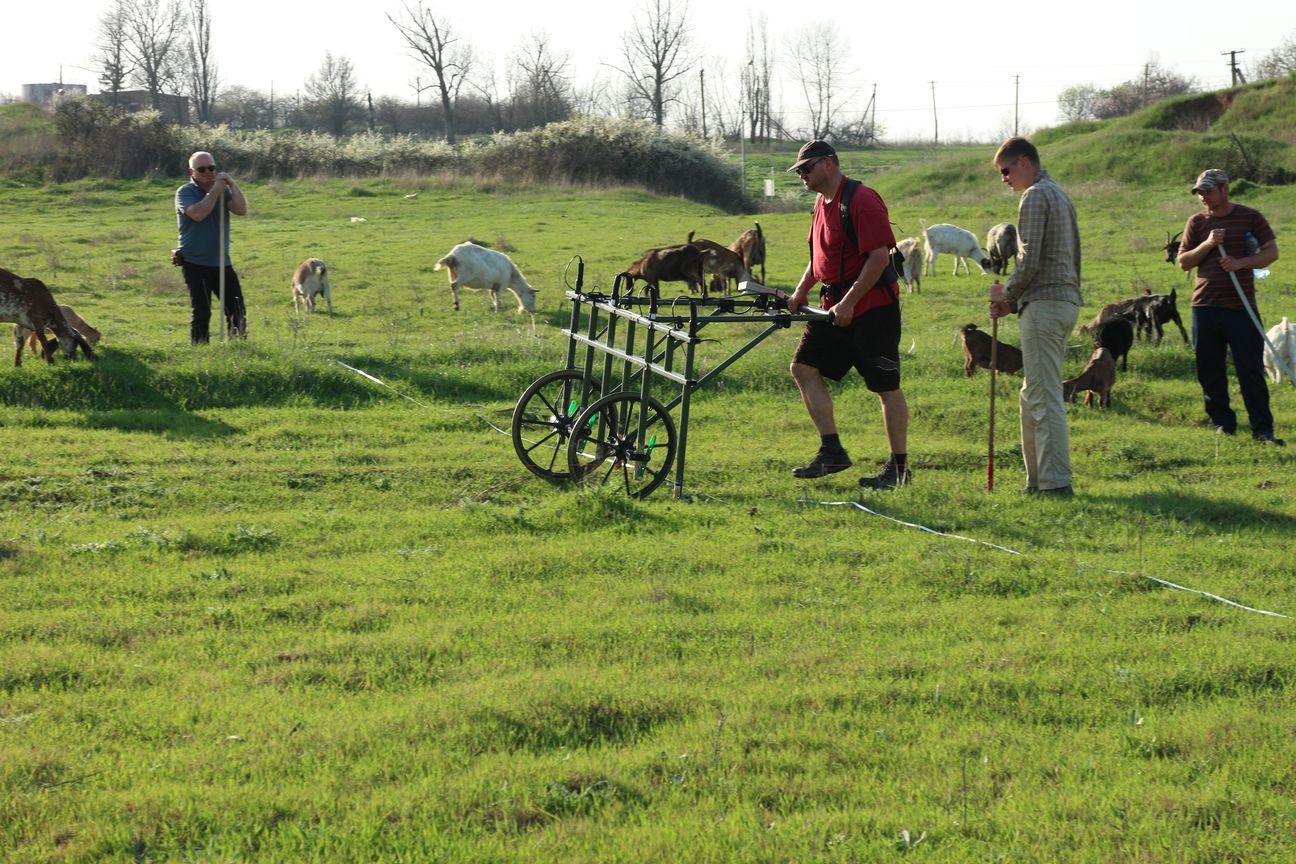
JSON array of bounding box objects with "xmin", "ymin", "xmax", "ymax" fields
[
  {"xmin": 0, "ymin": 346, "xmax": 526, "ymax": 417},
  {"xmin": 1093, "ymin": 488, "xmax": 1296, "ymax": 531},
  {"xmin": 82, "ymin": 349, "xmax": 238, "ymax": 439}
]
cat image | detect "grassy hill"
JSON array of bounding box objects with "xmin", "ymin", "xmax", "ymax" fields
[{"xmin": 868, "ymin": 75, "xmax": 1296, "ymax": 205}]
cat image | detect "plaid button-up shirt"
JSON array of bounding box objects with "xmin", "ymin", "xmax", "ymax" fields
[{"xmin": 1003, "ymin": 170, "xmax": 1083, "ymax": 309}]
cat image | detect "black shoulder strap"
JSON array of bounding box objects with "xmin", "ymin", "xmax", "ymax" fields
[{"xmin": 838, "ymin": 178, "xmax": 899, "ymax": 298}]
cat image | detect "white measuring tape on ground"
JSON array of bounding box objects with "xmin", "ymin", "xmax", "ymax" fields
[
  {"xmin": 800, "ymin": 499, "xmax": 1024, "ymax": 555},
  {"xmin": 1112, "ymin": 571, "xmax": 1290, "ymax": 619},
  {"xmin": 802, "ymin": 498, "xmax": 1290, "ymax": 619},
  {"xmin": 334, "ymin": 359, "xmax": 513, "ymax": 434}
]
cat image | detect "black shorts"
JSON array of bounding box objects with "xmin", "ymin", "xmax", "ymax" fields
[{"xmin": 793, "ymin": 301, "xmax": 902, "ymax": 392}]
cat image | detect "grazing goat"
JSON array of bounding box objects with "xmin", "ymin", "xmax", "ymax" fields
[
  {"xmin": 1162, "ymin": 231, "xmax": 1183, "ymax": 264},
  {"xmin": 1078, "ymin": 299, "xmax": 1140, "ymax": 336},
  {"xmin": 688, "ymin": 232, "xmax": 751, "ymax": 296},
  {"xmin": 1063, "ymin": 346, "xmax": 1116, "ymax": 408},
  {"xmin": 1133, "ymin": 287, "xmax": 1188, "ymax": 345},
  {"xmin": 895, "ymin": 237, "xmax": 923, "ymax": 294},
  {"xmin": 1264, "ymin": 316, "xmax": 1295, "ymax": 384},
  {"xmin": 921, "ymin": 219, "xmax": 992, "ymax": 276},
  {"xmin": 434, "ymin": 242, "xmax": 537, "ymax": 313},
  {"xmin": 0, "ymin": 268, "xmax": 96, "ymax": 366},
  {"xmin": 291, "ymin": 258, "xmax": 333, "ymax": 315},
  {"xmin": 986, "ymin": 222, "xmax": 1018, "ymax": 275},
  {"xmin": 625, "ymin": 244, "xmax": 705, "ymax": 296},
  {"xmin": 1094, "ymin": 316, "xmax": 1134, "ymax": 372},
  {"xmin": 959, "ymin": 323, "xmax": 1023, "ymax": 377},
  {"xmin": 728, "ymin": 222, "xmax": 766, "ymax": 284},
  {"xmin": 14, "ymin": 304, "xmax": 100, "ymax": 366}
]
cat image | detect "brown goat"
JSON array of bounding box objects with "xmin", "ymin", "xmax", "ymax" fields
[
  {"xmin": 688, "ymin": 232, "xmax": 751, "ymax": 295},
  {"xmin": 1063, "ymin": 346, "xmax": 1116, "ymax": 408},
  {"xmin": 1078, "ymin": 298, "xmax": 1140, "ymax": 336},
  {"xmin": 15, "ymin": 304, "xmax": 101, "ymax": 366},
  {"xmin": 625, "ymin": 244, "xmax": 706, "ymax": 296},
  {"xmin": 728, "ymin": 222, "xmax": 766, "ymax": 284},
  {"xmin": 0, "ymin": 268, "xmax": 96, "ymax": 366},
  {"xmin": 959, "ymin": 324, "xmax": 1023, "ymax": 376}
]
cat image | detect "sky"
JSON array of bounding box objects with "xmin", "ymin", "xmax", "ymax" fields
[{"xmin": 2, "ymin": 0, "xmax": 1292, "ymax": 142}]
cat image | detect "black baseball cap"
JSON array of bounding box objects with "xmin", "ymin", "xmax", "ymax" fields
[{"xmin": 787, "ymin": 139, "xmax": 837, "ymax": 173}]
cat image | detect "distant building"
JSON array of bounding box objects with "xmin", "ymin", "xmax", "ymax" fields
[
  {"xmin": 21, "ymin": 84, "xmax": 190, "ymax": 124},
  {"xmin": 22, "ymin": 83, "xmax": 87, "ymax": 105},
  {"xmin": 90, "ymin": 90, "xmax": 190, "ymax": 124}
]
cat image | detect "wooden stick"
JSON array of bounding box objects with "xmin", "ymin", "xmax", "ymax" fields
[
  {"xmin": 218, "ymin": 191, "xmax": 226, "ymax": 343},
  {"xmin": 987, "ymin": 314, "xmax": 998, "ymax": 491}
]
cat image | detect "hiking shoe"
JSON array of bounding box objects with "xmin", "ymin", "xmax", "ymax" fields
[
  {"xmin": 1038, "ymin": 485, "xmax": 1074, "ymax": 497},
  {"xmin": 1254, "ymin": 432, "xmax": 1286, "ymax": 446},
  {"xmin": 791, "ymin": 446, "xmax": 852, "ymax": 479},
  {"xmin": 857, "ymin": 463, "xmax": 912, "ymax": 489}
]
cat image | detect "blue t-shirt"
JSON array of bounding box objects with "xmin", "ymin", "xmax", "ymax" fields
[{"xmin": 175, "ymin": 181, "xmax": 233, "ymax": 267}]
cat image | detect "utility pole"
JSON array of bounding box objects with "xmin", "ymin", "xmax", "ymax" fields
[
  {"xmin": 1222, "ymin": 50, "xmax": 1247, "ymax": 86},
  {"xmin": 865, "ymin": 83, "xmax": 877, "ymax": 144},
  {"xmin": 930, "ymin": 81, "xmax": 938, "ymax": 147},
  {"xmin": 1014, "ymin": 75, "xmax": 1019, "ymax": 135},
  {"xmin": 269, "ymin": 81, "xmax": 275, "ymax": 129},
  {"xmin": 700, "ymin": 69, "xmax": 707, "ymax": 138}
]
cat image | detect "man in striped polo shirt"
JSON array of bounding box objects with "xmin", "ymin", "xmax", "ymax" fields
[{"xmin": 1176, "ymin": 169, "xmax": 1283, "ymax": 445}]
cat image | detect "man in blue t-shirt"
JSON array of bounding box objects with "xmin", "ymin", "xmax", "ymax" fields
[{"xmin": 175, "ymin": 151, "xmax": 250, "ymax": 343}]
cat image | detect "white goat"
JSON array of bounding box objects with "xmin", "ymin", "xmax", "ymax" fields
[
  {"xmin": 1264, "ymin": 316, "xmax": 1295, "ymax": 384},
  {"xmin": 895, "ymin": 237, "xmax": 923, "ymax": 294},
  {"xmin": 985, "ymin": 222, "xmax": 1018, "ymax": 275},
  {"xmin": 291, "ymin": 258, "xmax": 333, "ymax": 315},
  {"xmin": 921, "ymin": 219, "xmax": 992, "ymax": 276},
  {"xmin": 434, "ymin": 242, "xmax": 537, "ymax": 313}
]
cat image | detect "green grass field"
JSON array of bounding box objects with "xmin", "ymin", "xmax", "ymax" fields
[{"xmin": 2, "ymin": 152, "xmax": 1295, "ymax": 862}]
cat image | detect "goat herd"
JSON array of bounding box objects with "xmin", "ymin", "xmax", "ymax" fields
[{"xmin": 3, "ymin": 218, "xmax": 1293, "ymax": 412}]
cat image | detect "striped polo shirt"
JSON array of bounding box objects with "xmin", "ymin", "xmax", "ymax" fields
[{"xmin": 1181, "ymin": 204, "xmax": 1276, "ymax": 308}]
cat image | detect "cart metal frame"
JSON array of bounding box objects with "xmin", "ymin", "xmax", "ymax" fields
[{"xmin": 512, "ymin": 263, "xmax": 829, "ymax": 498}]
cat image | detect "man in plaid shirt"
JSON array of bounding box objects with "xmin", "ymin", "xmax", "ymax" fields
[{"xmin": 989, "ymin": 137, "xmax": 1084, "ymax": 497}]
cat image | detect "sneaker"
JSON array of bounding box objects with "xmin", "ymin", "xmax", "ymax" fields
[
  {"xmin": 857, "ymin": 463, "xmax": 912, "ymax": 489},
  {"xmin": 1254, "ymin": 433, "xmax": 1286, "ymax": 446},
  {"xmin": 1038, "ymin": 485, "xmax": 1074, "ymax": 497},
  {"xmin": 792, "ymin": 446, "xmax": 852, "ymax": 479}
]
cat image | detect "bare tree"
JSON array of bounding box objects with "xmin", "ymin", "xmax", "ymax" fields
[
  {"xmin": 1055, "ymin": 57, "xmax": 1197, "ymax": 122},
  {"xmin": 1251, "ymin": 31, "xmax": 1296, "ymax": 79},
  {"xmin": 211, "ymin": 84, "xmax": 274, "ymax": 129},
  {"xmin": 787, "ymin": 22, "xmax": 852, "ymax": 140},
  {"xmin": 185, "ymin": 0, "xmax": 218, "ymax": 122},
  {"xmin": 304, "ymin": 52, "xmax": 361, "ymax": 136},
  {"xmin": 510, "ymin": 32, "xmax": 573, "ymax": 128},
  {"xmin": 612, "ymin": 0, "xmax": 694, "ymax": 126},
  {"xmin": 120, "ymin": 0, "xmax": 188, "ymax": 110},
  {"xmin": 741, "ymin": 13, "xmax": 775, "ymax": 142},
  {"xmin": 95, "ymin": 1, "xmax": 134, "ymax": 107},
  {"xmin": 388, "ymin": 2, "xmax": 473, "ymax": 144}
]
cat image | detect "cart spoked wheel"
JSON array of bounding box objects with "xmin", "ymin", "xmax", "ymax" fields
[
  {"xmin": 512, "ymin": 370, "xmax": 603, "ymax": 481},
  {"xmin": 567, "ymin": 392, "xmax": 677, "ymax": 499}
]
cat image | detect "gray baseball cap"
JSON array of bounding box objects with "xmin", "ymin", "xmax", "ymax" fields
[{"xmin": 1191, "ymin": 169, "xmax": 1229, "ymax": 194}]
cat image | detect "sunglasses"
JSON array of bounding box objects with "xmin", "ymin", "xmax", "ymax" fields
[
  {"xmin": 998, "ymin": 162, "xmax": 1015, "ymax": 177},
  {"xmin": 193, "ymin": 165, "xmax": 218, "ymax": 174},
  {"xmin": 795, "ymin": 159, "xmax": 820, "ymax": 176}
]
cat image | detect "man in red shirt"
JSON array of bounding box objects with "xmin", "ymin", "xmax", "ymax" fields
[
  {"xmin": 785, "ymin": 140, "xmax": 911, "ymax": 488},
  {"xmin": 1176, "ymin": 168, "xmax": 1283, "ymax": 445}
]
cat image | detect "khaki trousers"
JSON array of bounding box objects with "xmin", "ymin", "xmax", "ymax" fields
[{"xmin": 1018, "ymin": 300, "xmax": 1080, "ymax": 491}]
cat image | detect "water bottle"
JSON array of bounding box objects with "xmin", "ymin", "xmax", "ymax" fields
[{"xmin": 1246, "ymin": 232, "xmax": 1271, "ymax": 280}]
